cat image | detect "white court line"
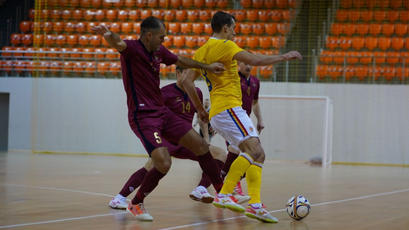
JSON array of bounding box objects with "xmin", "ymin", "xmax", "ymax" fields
[{"xmin": 1, "ymin": 185, "xmax": 409, "ymax": 229}]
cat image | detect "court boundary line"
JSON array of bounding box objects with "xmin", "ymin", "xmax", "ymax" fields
[{"xmin": 1, "ymin": 184, "xmax": 409, "ymax": 229}]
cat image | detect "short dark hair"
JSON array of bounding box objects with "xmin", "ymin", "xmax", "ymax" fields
[
  {"xmin": 211, "ymin": 11, "xmax": 236, "ymax": 33},
  {"xmin": 140, "ymin": 16, "xmax": 165, "ymax": 35},
  {"xmin": 176, "ymin": 65, "xmax": 186, "ymax": 72}
]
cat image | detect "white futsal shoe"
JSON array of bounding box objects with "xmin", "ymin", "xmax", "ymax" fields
[
  {"xmin": 189, "ymin": 186, "xmax": 214, "ymax": 203},
  {"xmin": 109, "ymin": 194, "xmax": 128, "ymax": 210}
]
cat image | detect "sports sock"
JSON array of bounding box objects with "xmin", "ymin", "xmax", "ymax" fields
[
  {"xmin": 220, "ymin": 153, "xmax": 252, "ymax": 195},
  {"xmin": 222, "ymin": 151, "xmax": 239, "ymax": 179},
  {"xmin": 119, "ymin": 167, "xmax": 147, "ymax": 197},
  {"xmin": 197, "ymin": 152, "xmax": 224, "ymax": 193},
  {"xmin": 246, "ymin": 163, "xmax": 263, "ymax": 204},
  {"xmin": 132, "ymin": 167, "xmax": 166, "ymax": 204},
  {"xmin": 198, "ymin": 159, "xmax": 224, "ymax": 188}
]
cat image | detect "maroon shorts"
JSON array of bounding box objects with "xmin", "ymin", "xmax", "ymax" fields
[{"xmin": 129, "ymin": 107, "xmax": 192, "ymax": 155}]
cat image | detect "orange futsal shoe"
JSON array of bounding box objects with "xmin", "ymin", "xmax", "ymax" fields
[{"xmin": 126, "ymin": 202, "xmax": 153, "ymax": 221}]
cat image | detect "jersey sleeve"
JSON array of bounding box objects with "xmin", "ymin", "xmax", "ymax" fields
[
  {"xmin": 222, "ymin": 40, "xmax": 244, "ymax": 62},
  {"xmin": 120, "ymin": 40, "xmax": 138, "ymax": 58},
  {"xmin": 159, "ymin": 45, "xmax": 178, "ymax": 66}
]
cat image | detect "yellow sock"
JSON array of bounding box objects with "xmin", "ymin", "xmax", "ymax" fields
[
  {"xmin": 246, "ymin": 163, "xmax": 262, "ymax": 204},
  {"xmin": 220, "ymin": 155, "xmax": 251, "ymax": 195}
]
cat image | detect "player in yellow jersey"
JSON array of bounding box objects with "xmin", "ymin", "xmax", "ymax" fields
[{"xmin": 181, "ymin": 11, "xmax": 302, "ymax": 223}]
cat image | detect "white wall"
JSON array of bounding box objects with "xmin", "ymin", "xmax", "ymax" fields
[{"xmin": 1, "ymin": 78, "xmax": 408, "ymax": 164}]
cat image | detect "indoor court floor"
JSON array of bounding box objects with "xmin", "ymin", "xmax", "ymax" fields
[{"xmin": 1, "ymin": 150, "xmax": 409, "ymax": 230}]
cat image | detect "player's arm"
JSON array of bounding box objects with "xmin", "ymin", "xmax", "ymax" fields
[
  {"xmin": 91, "ymin": 25, "xmax": 127, "ymax": 52},
  {"xmin": 233, "ymin": 50, "xmax": 302, "ymax": 66},
  {"xmin": 181, "ymin": 69, "xmax": 209, "ymax": 123},
  {"xmin": 198, "ymin": 119, "xmax": 210, "ymax": 143},
  {"xmin": 252, "ymin": 99, "xmax": 264, "ymax": 133},
  {"xmin": 176, "ymin": 55, "xmax": 225, "ymax": 75}
]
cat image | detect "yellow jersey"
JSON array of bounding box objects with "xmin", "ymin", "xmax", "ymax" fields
[{"xmin": 193, "ymin": 37, "xmax": 244, "ymax": 119}]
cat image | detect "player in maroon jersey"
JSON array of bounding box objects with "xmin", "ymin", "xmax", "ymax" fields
[
  {"xmin": 92, "ymin": 16, "xmax": 225, "ymax": 221},
  {"xmin": 109, "ymin": 66, "xmax": 227, "ymax": 209}
]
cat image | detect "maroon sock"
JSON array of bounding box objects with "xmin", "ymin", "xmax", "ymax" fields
[
  {"xmin": 119, "ymin": 167, "xmax": 148, "ymax": 197},
  {"xmin": 132, "ymin": 167, "xmax": 166, "ymax": 204},
  {"xmin": 197, "ymin": 152, "xmax": 223, "ymax": 193},
  {"xmin": 222, "ymin": 152, "xmax": 239, "ymax": 179},
  {"xmin": 198, "ymin": 159, "xmax": 225, "ymax": 188}
]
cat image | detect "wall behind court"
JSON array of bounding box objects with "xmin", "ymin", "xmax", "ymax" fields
[{"xmin": 0, "ymin": 78, "xmax": 408, "ymax": 165}]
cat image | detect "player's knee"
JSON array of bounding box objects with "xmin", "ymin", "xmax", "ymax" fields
[{"xmin": 155, "ymin": 158, "xmax": 172, "ymax": 173}]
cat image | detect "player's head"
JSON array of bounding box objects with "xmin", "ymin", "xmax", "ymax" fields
[
  {"xmin": 140, "ymin": 16, "xmax": 166, "ymax": 52},
  {"xmin": 238, "ymin": 60, "xmax": 252, "ymax": 77},
  {"xmin": 175, "ymin": 65, "xmax": 187, "ymax": 88},
  {"xmin": 211, "ymin": 11, "xmax": 236, "ymax": 40}
]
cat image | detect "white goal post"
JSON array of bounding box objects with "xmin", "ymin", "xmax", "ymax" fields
[{"xmin": 257, "ymin": 95, "xmax": 333, "ymax": 167}]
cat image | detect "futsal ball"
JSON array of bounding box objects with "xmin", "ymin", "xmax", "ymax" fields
[{"xmin": 286, "ymin": 195, "xmax": 311, "ymax": 220}]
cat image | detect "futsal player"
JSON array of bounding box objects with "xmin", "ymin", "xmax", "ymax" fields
[
  {"xmin": 182, "ymin": 11, "xmax": 302, "ymax": 223},
  {"xmin": 92, "ymin": 16, "xmax": 225, "ymax": 221}
]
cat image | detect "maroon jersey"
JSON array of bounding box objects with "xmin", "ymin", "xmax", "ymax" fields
[
  {"xmin": 161, "ymin": 83, "xmax": 203, "ymax": 123},
  {"xmin": 239, "ymin": 72, "xmax": 260, "ymax": 115},
  {"xmin": 120, "ymin": 40, "xmax": 178, "ymax": 116}
]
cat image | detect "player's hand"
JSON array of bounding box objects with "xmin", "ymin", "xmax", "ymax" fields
[
  {"xmin": 91, "ymin": 25, "xmax": 111, "ymax": 36},
  {"xmin": 198, "ymin": 109, "xmax": 209, "ymax": 123},
  {"xmin": 257, "ymin": 121, "xmax": 265, "ymax": 134},
  {"xmin": 282, "ymin": 51, "xmax": 302, "ymax": 61},
  {"xmin": 206, "ymin": 62, "xmax": 225, "ymax": 74}
]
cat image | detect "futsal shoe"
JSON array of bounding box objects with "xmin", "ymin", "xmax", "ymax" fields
[
  {"xmin": 244, "ymin": 203, "xmax": 278, "ymax": 223},
  {"xmin": 189, "ymin": 186, "xmax": 214, "ymax": 203},
  {"xmin": 109, "ymin": 195, "xmax": 128, "ymax": 209},
  {"xmin": 232, "ymin": 181, "xmax": 250, "ymax": 204},
  {"xmin": 212, "ymin": 193, "xmax": 245, "ymax": 213},
  {"xmin": 127, "ymin": 203, "xmax": 153, "ymax": 221}
]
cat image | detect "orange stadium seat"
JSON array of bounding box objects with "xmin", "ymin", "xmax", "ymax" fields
[
  {"xmin": 246, "ymin": 37, "xmax": 259, "ymax": 49},
  {"xmin": 185, "ymin": 36, "xmax": 197, "ymax": 48},
  {"xmin": 109, "ymin": 62, "xmax": 121, "ymax": 75},
  {"xmin": 72, "ymin": 9, "xmax": 83, "ymax": 21},
  {"xmin": 271, "ymin": 36, "xmax": 283, "ymax": 49},
  {"xmin": 164, "ymin": 10, "xmax": 175, "ymax": 21},
  {"xmin": 348, "ymin": 11, "xmax": 360, "ymax": 21},
  {"xmin": 121, "ymin": 22, "xmax": 132, "ymax": 34},
  {"xmin": 62, "ymin": 61, "xmax": 73, "ymax": 73},
  {"xmin": 353, "ymin": 0, "xmax": 366, "ymax": 8},
  {"xmin": 33, "ymin": 34, "xmax": 44, "ymax": 46},
  {"xmin": 355, "ymin": 66, "xmax": 369, "ymax": 81},
  {"xmin": 346, "ymin": 51, "xmax": 359, "ymax": 64},
  {"xmin": 64, "ymin": 22, "xmax": 75, "ymax": 33},
  {"xmin": 61, "ymin": 10, "xmax": 71, "ymax": 21},
  {"xmin": 341, "ymin": 0, "xmax": 352, "ymax": 8},
  {"xmin": 234, "ymin": 36, "xmax": 246, "ymax": 48},
  {"xmin": 84, "ymin": 9, "xmax": 94, "ymax": 21},
  {"xmin": 187, "ymin": 10, "xmax": 198, "ymax": 22},
  {"xmin": 105, "ymin": 48, "xmax": 117, "ymax": 59},
  {"xmin": 45, "ymin": 34, "xmax": 56, "ymax": 46},
  {"xmin": 326, "ymin": 37, "xmax": 338, "ymax": 50},
  {"xmin": 128, "ymin": 10, "xmax": 139, "ymax": 21},
  {"xmin": 151, "ymin": 10, "xmax": 163, "ymax": 20},
  {"xmin": 378, "ymin": 37, "xmax": 391, "ymax": 51},
  {"xmin": 50, "ymin": 9, "xmax": 60, "ymax": 20},
  {"xmin": 395, "ymin": 24, "xmax": 408, "ymax": 36},
  {"xmin": 182, "ymin": 0, "xmax": 193, "ymax": 8},
  {"xmin": 258, "ymin": 11, "xmax": 269, "ymax": 22},
  {"xmin": 43, "ymin": 22, "xmax": 53, "ymax": 33},
  {"xmin": 247, "ymin": 10, "xmax": 258, "ymax": 22},
  {"xmin": 170, "ymin": 0, "xmax": 181, "ymax": 8},
  {"xmin": 78, "ymin": 35, "xmax": 90, "ymax": 46},
  {"xmin": 24, "ymin": 47, "xmax": 34, "ymax": 57},
  {"xmin": 70, "ymin": 0, "xmax": 80, "ymax": 7},
  {"xmin": 282, "ymin": 10, "xmax": 291, "ymax": 21},
  {"xmin": 106, "ymin": 9, "xmax": 117, "ymax": 21},
  {"xmin": 93, "ymin": 47, "xmax": 106, "ymax": 59},
  {"xmin": 328, "ymin": 65, "xmax": 342, "ymax": 80},
  {"xmin": 97, "ymin": 62, "xmax": 109, "ymax": 75},
  {"xmin": 387, "ymin": 11, "xmax": 399, "ymax": 22},
  {"xmin": 197, "ymin": 36, "xmax": 207, "ymax": 46},
  {"xmin": 400, "ymin": 11, "xmax": 409, "ymax": 22},
  {"xmin": 13, "ymin": 47, "xmax": 25, "ymax": 57},
  {"xmin": 86, "ymin": 22, "xmax": 98, "ymax": 32},
  {"xmin": 277, "ymin": 23, "xmax": 288, "ymax": 35},
  {"xmin": 332, "ymin": 51, "xmax": 345, "ymax": 64},
  {"xmin": 252, "ymin": 0, "xmax": 264, "ymax": 8},
  {"xmin": 365, "ymin": 37, "xmax": 378, "ymax": 50},
  {"xmin": 374, "ymin": 11, "xmax": 386, "ymax": 22},
  {"xmin": 356, "ymin": 24, "xmax": 369, "ymax": 36},
  {"xmin": 192, "ymin": 23, "xmax": 204, "ymax": 35},
  {"xmin": 381, "ymin": 24, "xmax": 394, "ymax": 36},
  {"xmin": 40, "ymin": 9, "xmax": 49, "ymax": 20},
  {"xmin": 19, "ymin": 21, "xmax": 31, "ymax": 33},
  {"xmin": 73, "ymin": 61, "xmax": 85, "ymax": 74},
  {"xmin": 265, "ymin": 23, "xmax": 277, "ymax": 35},
  {"xmin": 343, "ymin": 24, "xmax": 356, "ymax": 36},
  {"xmin": 168, "ymin": 23, "xmax": 180, "ymax": 34},
  {"xmin": 331, "ymin": 23, "xmax": 342, "ymax": 36},
  {"xmin": 89, "ymin": 35, "xmax": 101, "ymax": 46},
  {"xmin": 276, "ymin": 0, "xmax": 288, "ymax": 8},
  {"xmin": 360, "ymin": 11, "xmax": 373, "ymax": 22},
  {"xmin": 319, "ymin": 50, "xmax": 333, "ymax": 64},
  {"xmin": 263, "ymin": 0, "xmax": 274, "ymax": 8},
  {"xmin": 386, "ymin": 52, "xmax": 400, "ymax": 65},
  {"xmin": 377, "ymin": 0, "xmax": 390, "ymax": 8},
  {"xmin": 336, "ymin": 10, "xmax": 348, "ymax": 22},
  {"xmin": 84, "ymin": 61, "xmax": 96, "ymax": 74},
  {"xmin": 390, "ymin": 0, "xmax": 402, "ymax": 9},
  {"xmin": 49, "ymin": 61, "xmax": 62, "ymax": 74},
  {"xmin": 351, "ymin": 37, "xmax": 365, "ymax": 50},
  {"xmin": 55, "ymin": 34, "xmax": 66, "ymax": 46},
  {"xmin": 1, "ymin": 46, "xmax": 13, "ymax": 57},
  {"xmin": 194, "ymin": 0, "xmax": 205, "ymax": 8},
  {"xmin": 240, "ymin": 23, "xmax": 252, "ymax": 35},
  {"xmin": 53, "ymin": 22, "xmax": 64, "ymax": 33},
  {"xmin": 21, "ymin": 34, "xmax": 32, "ymax": 46},
  {"xmin": 76, "ymin": 22, "xmax": 87, "ymax": 33},
  {"xmin": 316, "ymin": 65, "xmax": 328, "ymax": 80},
  {"xmin": 91, "ymin": 0, "xmax": 102, "ymax": 8},
  {"xmin": 173, "ymin": 36, "xmax": 185, "ymax": 48},
  {"xmin": 110, "ymin": 22, "xmax": 121, "ymax": 33},
  {"xmin": 240, "ymin": 0, "xmax": 251, "ymax": 8},
  {"xmin": 369, "ymin": 24, "xmax": 381, "ymax": 36},
  {"xmin": 339, "ymin": 37, "xmax": 351, "ymax": 50},
  {"xmin": 344, "ymin": 66, "xmax": 355, "ymax": 81},
  {"xmin": 133, "ymin": 22, "xmax": 141, "ymax": 34},
  {"xmin": 180, "ymin": 23, "xmax": 192, "ymax": 34},
  {"xmin": 199, "ymin": 10, "xmax": 211, "ymax": 21},
  {"xmin": 259, "ymin": 36, "xmax": 272, "ymax": 49},
  {"xmin": 360, "ymin": 52, "xmax": 372, "ymax": 64},
  {"xmin": 374, "ymin": 51, "xmax": 385, "ymax": 64},
  {"xmin": 231, "ymin": 10, "xmax": 245, "ymax": 22},
  {"xmin": 68, "ymin": 48, "xmax": 81, "ymax": 59},
  {"xmin": 117, "ymin": 10, "xmax": 128, "ymax": 21},
  {"xmin": 175, "ymin": 10, "xmax": 187, "ymax": 21},
  {"xmin": 147, "ymin": 0, "xmax": 158, "ymax": 8},
  {"xmin": 253, "ymin": 23, "xmax": 264, "ymax": 35},
  {"xmin": 391, "ymin": 37, "xmax": 404, "ymax": 51}
]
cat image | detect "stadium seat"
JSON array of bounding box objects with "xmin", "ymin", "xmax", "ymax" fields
[
  {"xmin": 240, "ymin": 0, "xmax": 251, "ymax": 8},
  {"xmin": 253, "ymin": 23, "xmax": 264, "ymax": 35},
  {"xmin": 387, "ymin": 11, "xmax": 399, "ymax": 22},
  {"xmin": 246, "ymin": 37, "xmax": 259, "ymax": 49},
  {"xmin": 73, "ymin": 61, "xmax": 85, "ymax": 74},
  {"xmin": 45, "ymin": 34, "xmax": 56, "ymax": 46},
  {"xmin": 355, "ymin": 66, "xmax": 369, "ymax": 81},
  {"xmin": 336, "ymin": 10, "xmax": 348, "ymax": 22},
  {"xmin": 53, "ymin": 22, "xmax": 64, "ymax": 33},
  {"xmin": 19, "ymin": 21, "xmax": 31, "ymax": 33},
  {"xmin": 319, "ymin": 50, "xmax": 333, "ymax": 64},
  {"xmin": 234, "ymin": 36, "xmax": 246, "ymax": 48},
  {"xmin": 276, "ymin": 23, "xmax": 288, "ymax": 35},
  {"xmin": 147, "ymin": 0, "xmax": 158, "ymax": 8},
  {"xmin": 176, "ymin": 10, "xmax": 187, "ymax": 21},
  {"xmin": 346, "ymin": 51, "xmax": 359, "ymax": 64},
  {"xmin": 378, "ymin": 37, "xmax": 391, "ymax": 51},
  {"xmin": 328, "ymin": 65, "xmax": 342, "ymax": 80},
  {"xmin": 374, "ymin": 51, "xmax": 385, "ymax": 64},
  {"xmin": 203, "ymin": 23, "xmax": 212, "ymax": 34},
  {"xmin": 339, "ymin": 37, "xmax": 351, "ymax": 50},
  {"xmin": 369, "ymin": 24, "xmax": 381, "ymax": 36},
  {"xmin": 43, "ymin": 22, "xmax": 53, "ymax": 33},
  {"xmin": 133, "ymin": 22, "xmax": 141, "ymax": 34},
  {"xmin": 127, "ymin": 10, "xmax": 138, "ymax": 21},
  {"xmin": 381, "ymin": 24, "xmax": 394, "ymax": 36},
  {"xmin": 365, "ymin": 37, "xmax": 378, "ymax": 50},
  {"xmin": 93, "ymin": 47, "xmax": 106, "ymax": 59},
  {"xmin": 72, "ymin": 9, "xmax": 83, "ymax": 21},
  {"xmin": 391, "ymin": 37, "xmax": 404, "ymax": 51},
  {"xmin": 164, "ymin": 10, "xmax": 175, "ymax": 21},
  {"xmin": 390, "ymin": 0, "xmax": 402, "ymax": 9},
  {"xmin": 395, "ymin": 24, "xmax": 407, "ymax": 36},
  {"xmin": 92, "ymin": 0, "xmax": 102, "ymax": 8},
  {"xmin": 110, "ymin": 22, "xmax": 121, "ymax": 33},
  {"xmin": 252, "ymin": 0, "xmax": 264, "ymax": 8},
  {"xmin": 185, "ymin": 36, "xmax": 197, "ymax": 48},
  {"xmin": 332, "ymin": 51, "xmax": 345, "ymax": 64},
  {"xmin": 360, "ymin": 11, "xmax": 373, "ymax": 22},
  {"xmin": 33, "ymin": 34, "xmax": 44, "ymax": 46},
  {"xmin": 276, "ymin": 0, "xmax": 288, "ymax": 8},
  {"xmin": 400, "ymin": 11, "xmax": 409, "ymax": 22},
  {"xmin": 187, "ymin": 10, "xmax": 198, "ymax": 22},
  {"xmin": 55, "ymin": 34, "xmax": 66, "ymax": 46},
  {"xmin": 351, "ymin": 37, "xmax": 365, "ymax": 50},
  {"xmin": 348, "ymin": 11, "xmax": 360, "ymax": 21},
  {"xmin": 78, "ymin": 35, "xmax": 89, "ymax": 46},
  {"xmin": 84, "ymin": 10, "xmax": 94, "ymax": 21},
  {"xmin": 386, "ymin": 52, "xmax": 400, "ymax": 65},
  {"xmin": 240, "ymin": 23, "xmax": 252, "ymax": 35},
  {"xmin": 180, "ymin": 23, "xmax": 192, "ymax": 34},
  {"xmin": 173, "ymin": 36, "xmax": 185, "ymax": 48},
  {"xmin": 316, "ymin": 65, "xmax": 328, "ymax": 80},
  {"xmin": 247, "ymin": 10, "xmax": 258, "ymax": 22},
  {"xmin": 151, "ymin": 10, "xmax": 163, "ymax": 20},
  {"xmin": 109, "ymin": 62, "xmax": 121, "ymax": 75},
  {"xmin": 192, "ymin": 23, "xmax": 204, "ymax": 35},
  {"xmin": 89, "ymin": 35, "xmax": 101, "ymax": 46},
  {"xmin": 194, "ymin": 0, "xmax": 205, "ymax": 8},
  {"xmin": 168, "ymin": 23, "xmax": 180, "ymax": 34},
  {"xmin": 360, "ymin": 51, "xmax": 372, "ymax": 64},
  {"xmin": 97, "ymin": 62, "xmax": 109, "ymax": 75},
  {"xmin": 331, "ymin": 23, "xmax": 342, "ymax": 36},
  {"xmin": 232, "ymin": 10, "xmax": 246, "ymax": 22},
  {"xmin": 76, "ymin": 22, "xmax": 87, "ymax": 33},
  {"xmin": 121, "ymin": 22, "xmax": 132, "ymax": 34},
  {"xmin": 182, "ymin": 0, "xmax": 193, "ymax": 8},
  {"xmin": 13, "ymin": 47, "xmax": 25, "ymax": 57},
  {"xmin": 84, "ymin": 61, "xmax": 96, "ymax": 74},
  {"xmin": 258, "ymin": 11, "xmax": 269, "ymax": 22},
  {"xmin": 265, "ymin": 23, "xmax": 277, "ymax": 35},
  {"xmin": 199, "ymin": 10, "xmax": 211, "ymax": 21},
  {"xmin": 23, "ymin": 47, "xmax": 34, "ymax": 57},
  {"xmin": 49, "ymin": 61, "xmax": 62, "ymax": 74},
  {"xmin": 259, "ymin": 36, "xmax": 272, "ymax": 49},
  {"xmin": 374, "ymin": 11, "xmax": 386, "ymax": 22},
  {"xmin": 64, "ymin": 22, "xmax": 75, "ymax": 33},
  {"xmin": 116, "ymin": 10, "xmax": 127, "ymax": 21},
  {"xmin": 197, "ymin": 36, "xmax": 207, "ymax": 46},
  {"xmin": 271, "ymin": 36, "xmax": 283, "ymax": 49},
  {"xmin": 354, "ymin": 24, "xmax": 368, "ymax": 36},
  {"xmin": 326, "ymin": 37, "xmax": 338, "ymax": 50},
  {"xmin": 343, "ymin": 24, "xmax": 356, "ymax": 36},
  {"xmin": 61, "ymin": 10, "xmax": 71, "ymax": 21}
]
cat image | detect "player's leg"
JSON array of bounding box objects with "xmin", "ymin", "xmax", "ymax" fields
[{"xmin": 109, "ymin": 159, "xmax": 154, "ymax": 209}]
